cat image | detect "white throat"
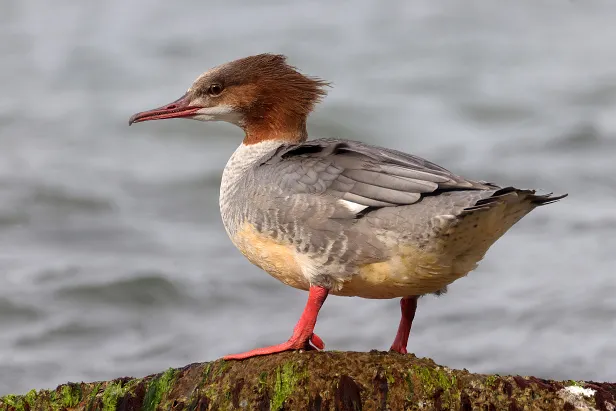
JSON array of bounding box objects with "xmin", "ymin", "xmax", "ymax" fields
[
  {"xmin": 193, "ymin": 105, "xmax": 244, "ymax": 126},
  {"xmin": 219, "ymin": 140, "xmax": 286, "ymax": 236},
  {"xmin": 220, "ymin": 140, "xmax": 285, "ymax": 196}
]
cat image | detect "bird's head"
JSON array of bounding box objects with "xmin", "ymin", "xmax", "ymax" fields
[{"xmin": 129, "ymin": 54, "xmax": 329, "ymax": 144}]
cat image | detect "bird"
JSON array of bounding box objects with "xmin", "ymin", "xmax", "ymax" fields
[{"xmin": 129, "ymin": 53, "xmax": 567, "ymax": 360}]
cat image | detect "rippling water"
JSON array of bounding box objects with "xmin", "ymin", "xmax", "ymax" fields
[{"xmin": 1, "ymin": 0, "xmax": 616, "ymax": 395}]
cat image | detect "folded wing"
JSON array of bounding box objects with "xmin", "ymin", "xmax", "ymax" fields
[{"xmin": 257, "ymin": 138, "xmax": 495, "ymax": 209}]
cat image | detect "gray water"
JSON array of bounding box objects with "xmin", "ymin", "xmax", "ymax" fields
[{"xmin": 1, "ymin": 0, "xmax": 616, "ymax": 396}]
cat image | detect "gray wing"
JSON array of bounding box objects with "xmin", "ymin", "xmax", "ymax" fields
[{"xmin": 257, "ymin": 138, "xmax": 496, "ymax": 209}]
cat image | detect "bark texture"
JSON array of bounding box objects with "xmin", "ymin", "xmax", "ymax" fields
[{"xmin": 1, "ymin": 351, "xmax": 614, "ymax": 410}]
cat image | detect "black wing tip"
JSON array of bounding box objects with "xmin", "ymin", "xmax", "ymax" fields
[
  {"xmin": 490, "ymin": 187, "xmax": 568, "ymax": 206},
  {"xmin": 530, "ymin": 192, "xmax": 568, "ymax": 206}
]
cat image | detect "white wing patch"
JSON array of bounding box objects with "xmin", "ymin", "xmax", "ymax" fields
[{"xmin": 339, "ymin": 199, "xmax": 369, "ymax": 214}]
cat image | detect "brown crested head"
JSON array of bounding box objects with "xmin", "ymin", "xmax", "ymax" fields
[{"xmin": 129, "ymin": 54, "xmax": 329, "ymax": 144}]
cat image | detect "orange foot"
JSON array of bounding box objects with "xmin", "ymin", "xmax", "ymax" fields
[
  {"xmin": 224, "ymin": 286, "xmax": 329, "ymax": 360},
  {"xmin": 224, "ymin": 333, "xmax": 325, "ymax": 360},
  {"xmin": 389, "ymin": 342, "xmax": 408, "ymax": 354}
]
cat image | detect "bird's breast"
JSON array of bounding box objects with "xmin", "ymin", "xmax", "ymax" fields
[{"xmin": 232, "ymin": 222, "xmax": 311, "ymax": 291}]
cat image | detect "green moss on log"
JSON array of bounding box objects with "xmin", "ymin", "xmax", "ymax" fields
[
  {"xmin": 101, "ymin": 382, "xmax": 126, "ymax": 411},
  {"xmin": 142, "ymin": 368, "xmax": 176, "ymax": 411},
  {"xmin": 271, "ymin": 361, "xmax": 306, "ymax": 411},
  {"xmin": 1, "ymin": 351, "xmax": 614, "ymax": 410},
  {"xmin": 60, "ymin": 384, "xmax": 82, "ymax": 408}
]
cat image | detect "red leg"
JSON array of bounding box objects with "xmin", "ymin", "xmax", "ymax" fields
[
  {"xmin": 389, "ymin": 296, "xmax": 418, "ymax": 354},
  {"xmin": 224, "ymin": 286, "xmax": 329, "ymax": 360}
]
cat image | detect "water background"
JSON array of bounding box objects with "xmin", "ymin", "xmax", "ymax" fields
[{"xmin": 1, "ymin": 0, "xmax": 616, "ymax": 395}]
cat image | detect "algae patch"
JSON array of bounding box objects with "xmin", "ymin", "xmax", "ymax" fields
[
  {"xmin": 202, "ymin": 363, "xmax": 213, "ymax": 383},
  {"xmin": 143, "ymin": 367, "xmax": 177, "ymax": 411},
  {"xmin": 2, "ymin": 390, "xmax": 43, "ymax": 411},
  {"xmin": 258, "ymin": 371, "xmax": 269, "ymax": 394},
  {"xmin": 2, "ymin": 395, "xmax": 22, "ymax": 410},
  {"xmin": 404, "ymin": 370, "xmax": 415, "ymax": 402},
  {"xmin": 61, "ymin": 383, "xmax": 82, "ymax": 408},
  {"xmin": 484, "ymin": 375, "xmax": 498, "ymax": 387},
  {"xmin": 270, "ymin": 361, "xmax": 305, "ymax": 411},
  {"xmin": 102, "ymin": 382, "xmax": 128, "ymax": 411},
  {"xmin": 86, "ymin": 382, "xmax": 102, "ymax": 411},
  {"xmin": 411, "ymin": 365, "xmax": 459, "ymax": 407}
]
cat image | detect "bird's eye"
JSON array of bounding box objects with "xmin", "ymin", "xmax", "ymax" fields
[{"xmin": 208, "ymin": 84, "xmax": 224, "ymax": 96}]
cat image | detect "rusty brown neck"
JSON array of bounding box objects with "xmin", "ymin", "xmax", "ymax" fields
[{"xmin": 242, "ymin": 116, "xmax": 308, "ymax": 145}]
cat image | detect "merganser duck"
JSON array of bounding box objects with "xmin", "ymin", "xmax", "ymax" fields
[{"xmin": 129, "ymin": 54, "xmax": 567, "ymax": 360}]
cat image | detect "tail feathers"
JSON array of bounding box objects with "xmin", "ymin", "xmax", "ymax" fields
[
  {"xmin": 464, "ymin": 187, "xmax": 567, "ymax": 212},
  {"xmin": 442, "ymin": 187, "xmax": 566, "ymax": 277},
  {"xmin": 528, "ymin": 192, "xmax": 568, "ymax": 206}
]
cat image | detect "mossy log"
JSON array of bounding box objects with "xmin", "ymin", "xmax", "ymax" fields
[{"xmin": 1, "ymin": 351, "xmax": 615, "ymax": 411}]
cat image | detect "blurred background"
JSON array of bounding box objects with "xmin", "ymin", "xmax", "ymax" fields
[{"xmin": 1, "ymin": 0, "xmax": 615, "ymax": 396}]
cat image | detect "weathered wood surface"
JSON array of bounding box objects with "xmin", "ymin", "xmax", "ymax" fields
[{"xmin": 1, "ymin": 351, "xmax": 614, "ymax": 410}]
